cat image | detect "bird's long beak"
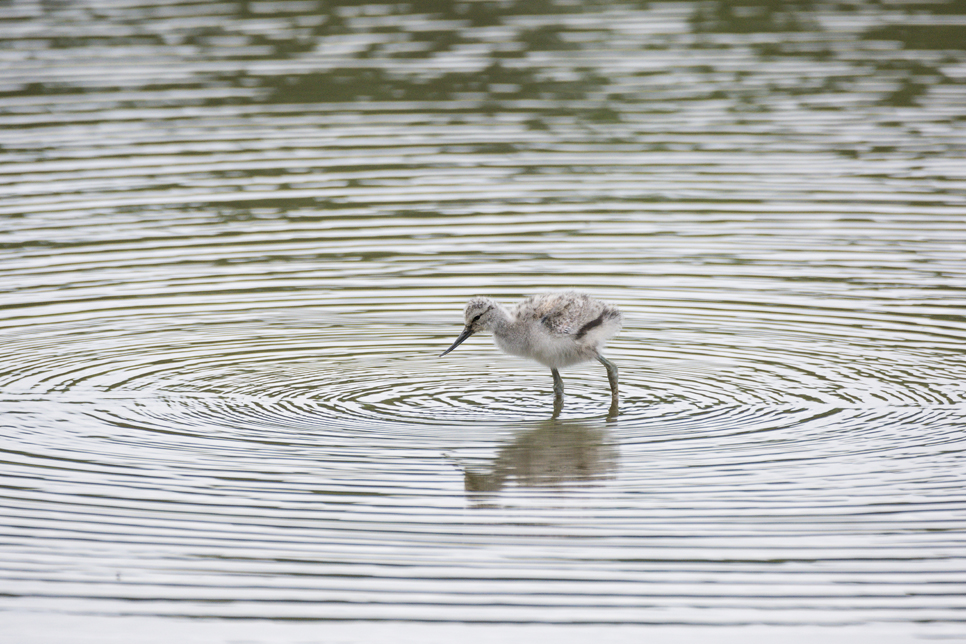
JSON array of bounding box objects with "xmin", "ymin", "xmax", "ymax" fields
[{"xmin": 439, "ymin": 326, "xmax": 474, "ymax": 357}]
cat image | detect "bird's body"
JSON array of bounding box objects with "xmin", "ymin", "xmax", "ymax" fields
[{"xmin": 439, "ymin": 292, "xmax": 622, "ymax": 415}]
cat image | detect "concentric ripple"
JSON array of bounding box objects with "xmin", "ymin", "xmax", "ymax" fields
[{"xmin": 4, "ymin": 298, "xmax": 963, "ymax": 433}]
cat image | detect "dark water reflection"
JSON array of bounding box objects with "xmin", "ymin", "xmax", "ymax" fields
[
  {"xmin": 2, "ymin": 0, "xmax": 966, "ymax": 641},
  {"xmin": 461, "ymin": 420, "xmax": 618, "ymax": 495}
]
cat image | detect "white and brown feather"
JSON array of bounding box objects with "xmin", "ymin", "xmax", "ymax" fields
[
  {"xmin": 518, "ymin": 292, "xmax": 622, "ymax": 339},
  {"xmin": 465, "ymin": 291, "xmax": 624, "ymax": 369},
  {"xmin": 444, "ymin": 291, "xmax": 622, "ymax": 398}
]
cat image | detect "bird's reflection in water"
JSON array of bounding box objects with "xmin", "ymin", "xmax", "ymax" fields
[{"xmin": 462, "ymin": 419, "xmax": 618, "ymax": 497}]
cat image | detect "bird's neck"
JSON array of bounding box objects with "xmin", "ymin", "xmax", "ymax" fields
[
  {"xmin": 490, "ymin": 305, "xmax": 530, "ymax": 357},
  {"xmin": 488, "ymin": 302, "xmax": 513, "ymax": 333}
]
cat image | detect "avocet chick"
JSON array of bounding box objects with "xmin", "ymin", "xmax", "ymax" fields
[{"xmin": 440, "ymin": 292, "xmax": 622, "ymax": 414}]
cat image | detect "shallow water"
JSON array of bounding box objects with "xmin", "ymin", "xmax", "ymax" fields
[{"xmin": 2, "ymin": 1, "xmax": 966, "ymax": 642}]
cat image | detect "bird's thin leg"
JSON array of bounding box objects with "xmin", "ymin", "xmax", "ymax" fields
[
  {"xmin": 551, "ymin": 368, "xmax": 564, "ymax": 419},
  {"xmin": 551, "ymin": 368, "xmax": 564, "ymax": 398},
  {"xmin": 597, "ymin": 355, "xmax": 619, "ymax": 409}
]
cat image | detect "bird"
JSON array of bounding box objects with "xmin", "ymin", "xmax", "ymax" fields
[{"xmin": 439, "ymin": 291, "xmax": 622, "ymax": 416}]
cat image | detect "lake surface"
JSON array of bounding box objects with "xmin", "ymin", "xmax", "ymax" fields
[{"xmin": 2, "ymin": 1, "xmax": 965, "ymax": 642}]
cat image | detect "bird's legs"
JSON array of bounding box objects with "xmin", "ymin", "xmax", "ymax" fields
[
  {"xmin": 551, "ymin": 368, "xmax": 564, "ymax": 418},
  {"xmin": 551, "ymin": 360, "xmax": 618, "ymax": 418},
  {"xmin": 596, "ymin": 355, "xmax": 618, "ymax": 398},
  {"xmin": 551, "ymin": 368, "xmax": 565, "ymax": 398},
  {"xmin": 597, "ymin": 355, "xmax": 619, "ymax": 416}
]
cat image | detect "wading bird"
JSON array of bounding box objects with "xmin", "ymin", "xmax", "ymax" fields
[{"xmin": 440, "ymin": 292, "xmax": 622, "ymax": 416}]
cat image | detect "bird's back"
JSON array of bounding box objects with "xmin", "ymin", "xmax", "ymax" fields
[
  {"xmin": 509, "ymin": 292, "xmax": 622, "ymax": 367},
  {"xmin": 516, "ymin": 292, "xmax": 619, "ymax": 335}
]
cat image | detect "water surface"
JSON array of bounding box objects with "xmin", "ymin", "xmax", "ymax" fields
[{"xmin": 2, "ymin": 1, "xmax": 966, "ymax": 642}]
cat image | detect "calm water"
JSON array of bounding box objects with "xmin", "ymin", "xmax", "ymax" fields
[{"xmin": 2, "ymin": 1, "xmax": 966, "ymax": 642}]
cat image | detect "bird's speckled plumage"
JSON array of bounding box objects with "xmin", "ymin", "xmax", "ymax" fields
[{"xmin": 439, "ymin": 291, "xmax": 622, "ymax": 414}]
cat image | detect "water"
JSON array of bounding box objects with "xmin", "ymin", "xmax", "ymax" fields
[{"xmin": 2, "ymin": 1, "xmax": 966, "ymax": 642}]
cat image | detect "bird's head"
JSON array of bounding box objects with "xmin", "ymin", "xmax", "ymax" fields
[{"xmin": 439, "ymin": 296, "xmax": 500, "ymax": 357}]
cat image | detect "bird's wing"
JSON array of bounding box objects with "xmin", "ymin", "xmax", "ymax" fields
[{"xmin": 529, "ymin": 293, "xmax": 602, "ymax": 337}]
